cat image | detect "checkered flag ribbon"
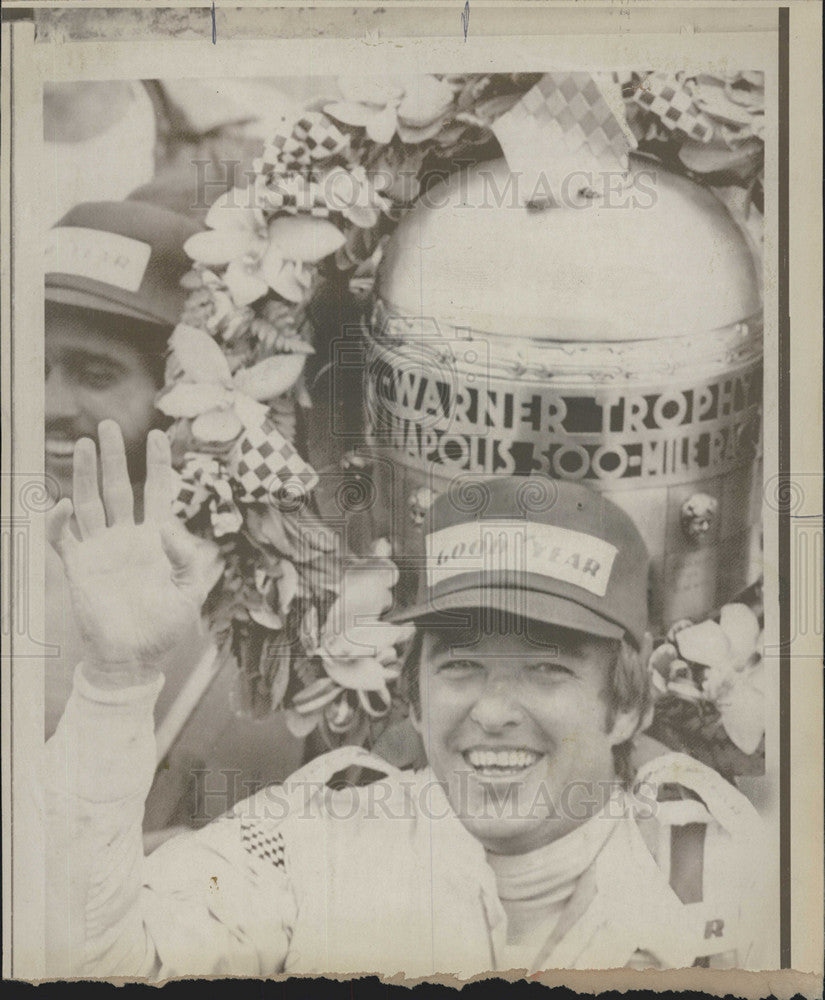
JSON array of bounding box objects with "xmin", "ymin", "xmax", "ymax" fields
[
  {"xmin": 262, "ymin": 112, "xmax": 349, "ymax": 174},
  {"xmin": 171, "ymin": 454, "xmax": 227, "ymax": 521},
  {"xmin": 258, "ymin": 173, "xmax": 331, "ymax": 218},
  {"xmin": 632, "ymin": 73, "xmax": 713, "ymax": 142},
  {"xmin": 492, "ymin": 72, "xmax": 637, "ymax": 202},
  {"xmin": 228, "ymin": 409, "xmax": 319, "ymax": 503},
  {"xmin": 172, "ymin": 471, "xmax": 210, "ymax": 521}
]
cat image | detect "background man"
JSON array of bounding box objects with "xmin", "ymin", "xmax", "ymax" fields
[
  {"xmin": 44, "ymin": 431, "xmax": 769, "ymax": 976},
  {"xmin": 44, "ymin": 200, "xmax": 303, "ymax": 829}
]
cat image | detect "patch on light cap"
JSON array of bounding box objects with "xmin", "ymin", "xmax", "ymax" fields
[
  {"xmin": 426, "ymin": 520, "xmax": 618, "ymax": 597},
  {"xmin": 46, "ymin": 226, "xmax": 151, "ymax": 293}
]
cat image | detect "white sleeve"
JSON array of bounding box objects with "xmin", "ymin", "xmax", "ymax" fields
[{"xmin": 43, "ymin": 666, "xmax": 297, "ymax": 979}]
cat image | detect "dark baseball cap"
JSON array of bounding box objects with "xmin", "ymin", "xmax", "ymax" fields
[
  {"xmin": 388, "ymin": 475, "xmax": 649, "ymax": 649},
  {"xmin": 45, "ymin": 199, "xmax": 200, "ymax": 328}
]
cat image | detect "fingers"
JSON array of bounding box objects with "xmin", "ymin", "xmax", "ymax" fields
[
  {"xmin": 46, "ymin": 497, "xmax": 77, "ymax": 559},
  {"xmin": 159, "ymin": 520, "xmax": 200, "ymax": 598},
  {"xmin": 72, "ymin": 438, "xmax": 107, "ymax": 538},
  {"xmin": 99, "ymin": 420, "xmax": 134, "ymax": 525},
  {"xmin": 143, "ymin": 430, "xmax": 174, "ymax": 524}
]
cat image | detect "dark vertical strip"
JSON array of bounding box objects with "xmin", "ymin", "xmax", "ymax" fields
[
  {"xmin": 669, "ymin": 822, "xmax": 706, "ymax": 905},
  {"xmin": 777, "ymin": 4, "xmax": 791, "ymax": 971},
  {"xmin": 7, "ymin": 19, "xmax": 14, "ymax": 977}
]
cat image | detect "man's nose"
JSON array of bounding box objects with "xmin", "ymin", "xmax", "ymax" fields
[
  {"xmin": 469, "ymin": 679, "xmax": 525, "ymax": 732},
  {"xmin": 45, "ymin": 367, "xmax": 80, "ymax": 420}
]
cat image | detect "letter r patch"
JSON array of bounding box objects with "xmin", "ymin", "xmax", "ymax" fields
[{"xmin": 704, "ymin": 918, "xmax": 725, "ymax": 939}]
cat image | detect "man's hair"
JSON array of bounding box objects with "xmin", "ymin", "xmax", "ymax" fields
[
  {"xmin": 401, "ymin": 610, "xmax": 651, "ymax": 787},
  {"xmin": 45, "ymin": 300, "xmax": 171, "ymax": 387}
]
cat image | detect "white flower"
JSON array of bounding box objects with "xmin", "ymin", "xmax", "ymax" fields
[
  {"xmin": 157, "ymin": 325, "xmax": 306, "ymax": 444},
  {"xmin": 325, "ymin": 75, "xmax": 454, "ymax": 144},
  {"xmin": 672, "ymin": 603, "xmax": 765, "ymax": 755},
  {"xmin": 184, "ymin": 188, "xmax": 345, "ymax": 304}
]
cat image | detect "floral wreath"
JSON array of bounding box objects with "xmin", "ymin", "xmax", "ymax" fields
[{"xmin": 161, "ymin": 70, "xmax": 765, "ymax": 767}]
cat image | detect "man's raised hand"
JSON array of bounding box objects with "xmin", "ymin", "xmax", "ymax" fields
[{"xmin": 46, "ymin": 420, "xmax": 202, "ymax": 688}]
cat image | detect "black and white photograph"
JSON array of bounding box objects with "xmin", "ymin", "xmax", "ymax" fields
[{"xmin": 2, "ymin": 2, "xmax": 823, "ymax": 991}]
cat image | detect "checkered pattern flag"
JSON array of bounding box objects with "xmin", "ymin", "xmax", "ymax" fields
[
  {"xmin": 262, "ymin": 112, "xmax": 348, "ymax": 174},
  {"xmin": 632, "ymin": 73, "xmax": 713, "ymax": 142},
  {"xmin": 292, "ymin": 112, "xmax": 348, "ymax": 160},
  {"xmin": 172, "ymin": 470, "xmax": 210, "ymax": 521},
  {"xmin": 259, "ymin": 173, "xmax": 331, "ymax": 218},
  {"xmin": 492, "ymin": 72, "xmax": 637, "ymax": 203},
  {"xmin": 228, "ymin": 409, "xmax": 319, "ymax": 503}
]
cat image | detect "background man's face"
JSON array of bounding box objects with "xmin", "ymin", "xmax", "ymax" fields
[
  {"xmin": 417, "ymin": 623, "xmax": 626, "ymax": 855},
  {"xmin": 45, "ymin": 305, "xmax": 161, "ymax": 499}
]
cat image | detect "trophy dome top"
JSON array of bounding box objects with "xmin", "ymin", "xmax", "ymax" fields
[{"xmin": 374, "ymin": 156, "xmax": 761, "ymax": 343}]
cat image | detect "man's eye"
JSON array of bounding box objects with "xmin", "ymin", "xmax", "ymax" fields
[
  {"xmin": 527, "ymin": 662, "xmax": 572, "ymax": 680},
  {"xmin": 79, "ymin": 365, "xmax": 120, "ymax": 389},
  {"xmin": 438, "ymin": 659, "xmax": 482, "ymax": 678}
]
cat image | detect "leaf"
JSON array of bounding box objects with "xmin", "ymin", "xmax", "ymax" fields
[
  {"xmin": 675, "ymin": 619, "xmax": 731, "ymax": 671},
  {"xmin": 324, "ymin": 101, "xmax": 377, "ymax": 128},
  {"xmin": 716, "ymin": 669, "xmax": 765, "ymax": 755},
  {"xmin": 223, "ymin": 259, "xmax": 269, "ymax": 307},
  {"xmin": 357, "ymin": 685, "xmax": 393, "ymax": 717},
  {"xmin": 233, "ymin": 354, "xmax": 307, "ymax": 402},
  {"xmin": 249, "ymin": 605, "xmax": 284, "ymax": 630},
  {"xmin": 169, "ymin": 324, "xmax": 233, "ymax": 384},
  {"xmin": 366, "ymin": 105, "xmax": 398, "ymax": 144},
  {"xmin": 397, "ymin": 76, "xmax": 453, "ymax": 127},
  {"xmin": 649, "ymin": 642, "xmax": 678, "ymax": 679},
  {"xmin": 156, "ymin": 382, "xmax": 229, "ymax": 418},
  {"xmin": 245, "ymin": 507, "xmax": 294, "ymax": 555},
  {"xmin": 718, "ymin": 603, "xmax": 760, "ymax": 666},
  {"xmin": 324, "ymin": 694, "xmax": 359, "ymax": 734},
  {"xmin": 184, "ymin": 228, "xmax": 255, "ymax": 266},
  {"xmin": 337, "ymin": 76, "xmax": 403, "ymax": 106},
  {"xmin": 269, "ymin": 216, "xmax": 346, "ymax": 264},
  {"xmin": 319, "ymin": 648, "xmax": 388, "ymax": 692},
  {"xmin": 263, "ymin": 259, "xmax": 308, "ymax": 304},
  {"xmin": 192, "ymin": 407, "xmax": 244, "ymax": 443},
  {"xmin": 285, "ymin": 707, "xmax": 322, "ymax": 738},
  {"xmin": 204, "ymin": 188, "xmax": 259, "ymax": 231},
  {"xmin": 262, "ymin": 634, "xmax": 292, "ymax": 709},
  {"xmin": 292, "ymin": 674, "xmax": 340, "ymax": 712},
  {"xmin": 276, "ymin": 560, "xmax": 299, "ymax": 615},
  {"xmin": 396, "ymin": 118, "xmax": 446, "ymax": 144}
]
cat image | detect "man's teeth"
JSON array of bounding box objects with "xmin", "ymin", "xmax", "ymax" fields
[{"xmin": 465, "ymin": 749, "xmax": 540, "ymax": 771}]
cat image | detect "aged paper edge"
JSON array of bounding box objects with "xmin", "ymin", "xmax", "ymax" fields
[{"xmin": 2, "ymin": 1, "xmax": 822, "ymax": 993}]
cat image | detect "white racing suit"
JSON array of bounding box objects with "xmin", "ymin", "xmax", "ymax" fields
[{"xmin": 43, "ymin": 666, "xmax": 772, "ymax": 979}]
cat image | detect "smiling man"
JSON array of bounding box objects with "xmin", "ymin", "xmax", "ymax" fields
[
  {"xmin": 43, "ymin": 433, "xmax": 769, "ymax": 977},
  {"xmin": 45, "ymin": 199, "xmax": 198, "ymax": 502}
]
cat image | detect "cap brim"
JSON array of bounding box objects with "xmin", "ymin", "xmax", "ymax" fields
[
  {"xmin": 46, "ymin": 280, "xmax": 173, "ymax": 328},
  {"xmin": 387, "ymin": 585, "xmax": 626, "ymax": 643}
]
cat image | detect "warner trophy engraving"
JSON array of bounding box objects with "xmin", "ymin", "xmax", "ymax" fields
[{"xmin": 43, "ymin": 70, "xmax": 772, "ymax": 977}]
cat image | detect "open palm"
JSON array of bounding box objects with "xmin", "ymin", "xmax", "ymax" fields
[{"xmin": 47, "ymin": 421, "xmax": 202, "ymax": 678}]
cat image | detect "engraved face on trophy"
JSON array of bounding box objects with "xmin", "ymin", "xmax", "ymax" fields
[
  {"xmin": 408, "ymin": 487, "xmax": 435, "ymax": 528},
  {"xmin": 680, "ymin": 492, "xmax": 720, "ymax": 542}
]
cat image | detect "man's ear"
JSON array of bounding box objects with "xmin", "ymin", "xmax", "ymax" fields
[{"xmin": 608, "ymin": 707, "xmax": 641, "ymax": 747}]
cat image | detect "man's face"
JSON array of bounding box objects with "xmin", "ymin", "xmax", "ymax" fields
[
  {"xmin": 417, "ymin": 622, "xmax": 632, "ymax": 855},
  {"xmin": 45, "ymin": 305, "xmax": 162, "ymax": 499}
]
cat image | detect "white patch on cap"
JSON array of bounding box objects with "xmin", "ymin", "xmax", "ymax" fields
[
  {"xmin": 426, "ymin": 520, "xmax": 618, "ymax": 597},
  {"xmin": 46, "ymin": 227, "xmax": 151, "ymax": 293}
]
